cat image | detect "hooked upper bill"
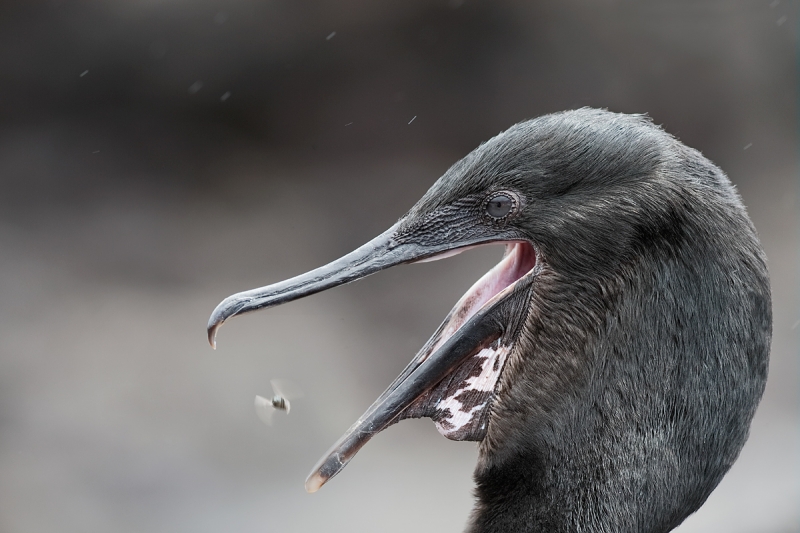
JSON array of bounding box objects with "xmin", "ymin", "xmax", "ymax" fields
[{"xmin": 207, "ymin": 221, "xmax": 538, "ymax": 493}]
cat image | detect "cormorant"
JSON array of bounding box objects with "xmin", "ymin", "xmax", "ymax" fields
[{"xmin": 207, "ymin": 108, "xmax": 771, "ymax": 533}]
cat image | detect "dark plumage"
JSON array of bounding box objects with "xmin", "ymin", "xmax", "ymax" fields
[{"xmin": 208, "ymin": 108, "xmax": 771, "ymax": 533}]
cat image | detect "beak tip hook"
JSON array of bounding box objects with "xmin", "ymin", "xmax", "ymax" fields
[{"xmin": 207, "ymin": 323, "xmax": 220, "ymax": 349}]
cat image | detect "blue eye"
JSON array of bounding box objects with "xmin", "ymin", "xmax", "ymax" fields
[{"xmin": 486, "ymin": 194, "xmax": 513, "ymax": 219}]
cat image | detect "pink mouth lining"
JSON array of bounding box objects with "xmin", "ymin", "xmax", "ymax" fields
[
  {"xmin": 425, "ymin": 242, "xmax": 538, "ymax": 356},
  {"xmin": 400, "ymin": 241, "xmax": 538, "ymax": 441}
]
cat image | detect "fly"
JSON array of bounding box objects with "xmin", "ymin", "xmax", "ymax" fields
[{"xmin": 255, "ymin": 379, "xmax": 303, "ymax": 425}]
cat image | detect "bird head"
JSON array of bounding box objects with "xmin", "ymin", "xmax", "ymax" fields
[{"xmin": 207, "ymin": 109, "xmax": 770, "ymax": 530}]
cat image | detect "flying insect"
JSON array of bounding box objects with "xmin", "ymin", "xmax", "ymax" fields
[{"xmin": 254, "ymin": 379, "xmax": 302, "ymax": 425}]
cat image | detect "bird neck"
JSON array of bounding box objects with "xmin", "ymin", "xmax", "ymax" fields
[
  {"xmin": 464, "ymin": 273, "xmax": 705, "ymax": 533},
  {"xmin": 467, "ymin": 449, "xmax": 558, "ymax": 533},
  {"xmin": 463, "ymin": 265, "xmax": 754, "ymax": 533},
  {"xmin": 466, "ymin": 443, "xmax": 687, "ymax": 533}
]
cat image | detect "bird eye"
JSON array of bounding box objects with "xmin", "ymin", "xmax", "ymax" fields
[{"xmin": 485, "ymin": 193, "xmax": 514, "ymax": 219}]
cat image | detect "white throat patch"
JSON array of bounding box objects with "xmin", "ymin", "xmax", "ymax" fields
[
  {"xmin": 433, "ymin": 344, "xmax": 510, "ymax": 440},
  {"xmin": 399, "ymin": 341, "xmax": 511, "ymax": 442}
]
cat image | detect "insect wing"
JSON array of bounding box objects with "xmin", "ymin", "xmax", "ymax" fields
[
  {"xmin": 271, "ymin": 379, "xmax": 304, "ymax": 414},
  {"xmin": 254, "ymin": 395, "xmax": 276, "ymax": 426},
  {"xmin": 270, "ymin": 379, "xmax": 304, "ymax": 400}
]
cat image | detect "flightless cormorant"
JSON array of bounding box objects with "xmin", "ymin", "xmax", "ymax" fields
[{"xmin": 208, "ymin": 108, "xmax": 771, "ymax": 533}]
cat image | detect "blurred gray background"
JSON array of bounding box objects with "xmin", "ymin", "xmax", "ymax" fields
[{"xmin": 0, "ymin": 1, "xmax": 797, "ymax": 532}]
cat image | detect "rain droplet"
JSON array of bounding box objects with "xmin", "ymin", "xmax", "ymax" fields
[
  {"xmin": 220, "ymin": 91, "xmax": 231, "ymax": 102},
  {"xmin": 408, "ymin": 116, "xmax": 417, "ymax": 125},
  {"xmin": 80, "ymin": 70, "xmax": 89, "ymax": 77},
  {"xmin": 326, "ymin": 31, "xmax": 336, "ymax": 40},
  {"xmin": 743, "ymin": 143, "xmax": 752, "ymax": 150},
  {"xmin": 188, "ymin": 81, "xmax": 203, "ymax": 94}
]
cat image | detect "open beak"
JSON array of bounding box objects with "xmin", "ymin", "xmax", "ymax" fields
[{"xmin": 207, "ymin": 220, "xmax": 538, "ymax": 492}]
